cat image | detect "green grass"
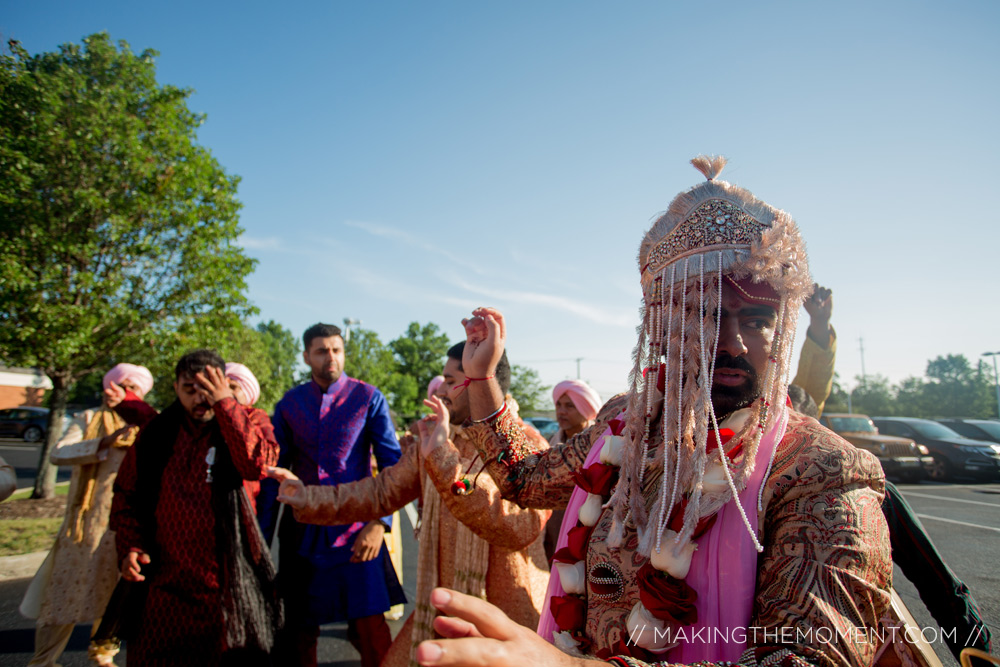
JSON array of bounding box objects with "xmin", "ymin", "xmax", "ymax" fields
[
  {"xmin": 4, "ymin": 482, "xmax": 70, "ymax": 502},
  {"xmin": 0, "ymin": 517, "xmax": 62, "ymax": 556}
]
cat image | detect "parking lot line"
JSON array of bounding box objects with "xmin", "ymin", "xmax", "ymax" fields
[
  {"xmin": 901, "ymin": 491, "xmax": 1000, "ymax": 508},
  {"xmin": 915, "ymin": 514, "xmax": 1000, "ymax": 533}
]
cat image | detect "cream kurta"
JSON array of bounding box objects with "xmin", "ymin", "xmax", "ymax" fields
[{"xmin": 23, "ymin": 409, "xmax": 130, "ymax": 625}]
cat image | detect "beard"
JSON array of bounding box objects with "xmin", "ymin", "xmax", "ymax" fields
[{"xmin": 710, "ymin": 353, "xmax": 762, "ymax": 419}]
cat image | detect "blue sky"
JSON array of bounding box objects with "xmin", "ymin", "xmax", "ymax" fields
[{"xmin": 4, "ymin": 1, "xmax": 999, "ymax": 402}]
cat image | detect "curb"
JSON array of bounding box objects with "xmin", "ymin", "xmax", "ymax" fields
[{"xmin": 0, "ymin": 550, "xmax": 47, "ymax": 581}]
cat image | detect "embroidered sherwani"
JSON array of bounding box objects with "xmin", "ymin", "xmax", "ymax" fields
[
  {"xmin": 470, "ymin": 395, "xmax": 893, "ymax": 667},
  {"xmin": 110, "ymin": 398, "xmax": 278, "ymax": 666},
  {"xmin": 292, "ymin": 421, "xmax": 552, "ymax": 667}
]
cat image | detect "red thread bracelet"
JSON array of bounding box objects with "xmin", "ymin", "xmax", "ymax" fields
[{"xmin": 456, "ymin": 374, "xmax": 495, "ymax": 390}]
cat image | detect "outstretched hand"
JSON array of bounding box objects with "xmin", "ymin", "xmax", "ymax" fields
[
  {"xmin": 415, "ymin": 588, "xmax": 595, "ymax": 667},
  {"xmin": 460, "ymin": 307, "xmax": 507, "ymax": 380},
  {"xmin": 266, "ymin": 466, "xmax": 307, "ymax": 510},
  {"xmin": 418, "ymin": 396, "xmax": 451, "ymax": 458}
]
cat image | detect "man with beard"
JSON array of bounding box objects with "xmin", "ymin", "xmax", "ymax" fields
[
  {"xmin": 256, "ymin": 323, "xmax": 405, "ymax": 667},
  {"xmin": 110, "ymin": 350, "xmax": 281, "ymax": 666},
  {"xmin": 407, "ymin": 156, "xmax": 892, "ymax": 667},
  {"xmin": 266, "ymin": 341, "xmax": 551, "ymax": 667}
]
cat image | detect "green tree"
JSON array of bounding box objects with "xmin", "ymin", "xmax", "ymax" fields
[
  {"xmin": 388, "ymin": 322, "xmax": 450, "ymax": 418},
  {"xmin": 908, "ymin": 355, "xmax": 992, "ymax": 418},
  {"xmin": 344, "ymin": 327, "xmax": 397, "ymax": 393},
  {"xmin": 823, "ymin": 373, "xmax": 850, "ymax": 414},
  {"xmin": 0, "ymin": 34, "xmax": 254, "ymax": 497},
  {"xmin": 254, "ymin": 320, "xmax": 300, "ymax": 412},
  {"xmin": 849, "ymin": 375, "xmax": 897, "ymax": 417},
  {"xmin": 509, "ymin": 365, "xmax": 550, "ymax": 415}
]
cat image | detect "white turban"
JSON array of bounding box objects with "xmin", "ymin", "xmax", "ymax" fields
[
  {"xmin": 225, "ymin": 362, "xmax": 261, "ymax": 406},
  {"xmin": 552, "ymin": 380, "xmax": 601, "ymax": 422},
  {"xmin": 102, "ymin": 363, "xmax": 154, "ymax": 398}
]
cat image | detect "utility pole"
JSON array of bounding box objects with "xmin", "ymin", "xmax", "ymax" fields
[
  {"xmin": 575, "ymin": 357, "xmax": 583, "ymax": 380},
  {"xmin": 859, "ymin": 337, "xmax": 867, "ymax": 386},
  {"xmin": 343, "ymin": 318, "xmax": 361, "ymax": 343}
]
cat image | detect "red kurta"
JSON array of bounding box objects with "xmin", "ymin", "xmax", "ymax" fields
[{"xmin": 111, "ymin": 397, "xmax": 278, "ymax": 666}]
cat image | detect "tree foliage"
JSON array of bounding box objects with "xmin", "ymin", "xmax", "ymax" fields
[
  {"xmin": 823, "ymin": 355, "xmax": 996, "ymax": 419},
  {"xmin": 0, "ymin": 34, "xmax": 255, "ymax": 497},
  {"xmin": 340, "ymin": 323, "xmax": 451, "ymax": 421},
  {"xmin": 389, "ymin": 322, "xmax": 450, "ymax": 418},
  {"xmin": 509, "ymin": 364, "xmax": 550, "ymax": 415}
]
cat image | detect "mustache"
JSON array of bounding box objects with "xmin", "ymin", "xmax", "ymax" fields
[{"xmin": 714, "ymin": 353, "xmax": 757, "ymax": 375}]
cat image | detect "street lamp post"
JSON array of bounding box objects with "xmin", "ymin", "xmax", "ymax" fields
[
  {"xmin": 343, "ymin": 318, "xmax": 361, "ymax": 344},
  {"xmin": 983, "ymin": 351, "xmax": 1000, "ymax": 419}
]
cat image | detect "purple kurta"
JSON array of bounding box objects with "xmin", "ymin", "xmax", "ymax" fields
[{"xmin": 258, "ymin": 375, "xmax": 404, "ymax": 623}]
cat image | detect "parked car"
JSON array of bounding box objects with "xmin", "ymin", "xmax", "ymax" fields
[
  {"xmin": 819, "ymin": 413, "xmax": 932, "ymax": 482},
  {"xmin": 935, "ymin": 418, "xmax": 1000, "ymax": 444},
  {"xmin": 0, "ymin": 406, "xmax": 52, "ymax": 442},
  {"xmin": 871, "ymin": 417, "xmax": 1000, "ymax": 481},
  {"xmin": 524, "ymin": 417, "xmax": 559, "ymax": 440}
]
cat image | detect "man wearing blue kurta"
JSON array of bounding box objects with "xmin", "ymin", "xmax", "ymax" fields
[{"xmin": 259, "ymin": 323, "xmax": 404, "ymax": 667}]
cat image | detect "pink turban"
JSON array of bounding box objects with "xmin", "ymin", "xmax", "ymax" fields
[
  {"xmin": 103, "ymin": 363, "xmax": 154, "ymax": 398},
  {"xmin": 225, "ymin": 362, "xmax": 261, "ymax": 406},
  {"xmin": 552, "ymin": 380, "xmax": 601, "ymax": 422},
  {"xmin": 426, "ymin": 375, "xmax": 445, "ymax": 400}
]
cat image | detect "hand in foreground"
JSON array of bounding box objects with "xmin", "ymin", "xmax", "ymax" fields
[
  {"xmin": 195, "ymin": 365, "xmax": 234, "ymax": 405},
  {"xmin": 122, "ymin": 550, "xmax": 151, "ymax": 582},
  {"xmin": 351, "ymin": 521, "xmax": 385, "ymax": 563},
  {"xmin": 103, "ymin": 382, "xmax": 126, "ymax": 409},
  {"xmin": 460, "ymin": 307, "xmax": 507, "ymax": 379},
  {"xmin": 418, "ymin": 395, "xmax": 451, "ymax": 458},
  {"xmin": 416, "ymin": 588, "xmax": 595, "ymax": 667},
  {"xmin": 266, "ymin": 466, "xmax": 306, "ymax": 509}
]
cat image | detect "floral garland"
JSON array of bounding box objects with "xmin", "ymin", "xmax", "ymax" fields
[{"xmin": 550, "ymin": 417, "xmax": 746, "ymax": 659}]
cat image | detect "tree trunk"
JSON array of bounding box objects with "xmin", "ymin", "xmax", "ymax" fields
[{"xmin": 32, "ymin": 371, "xmax": 71, "ymax": 499}]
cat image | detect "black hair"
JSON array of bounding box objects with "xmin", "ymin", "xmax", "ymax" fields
[
  {"xmin": 175, "ymin": 349, "xmax": 225, "ymax": 380},
  {"xmin": 447, "ymin": 341, "xmax": 511, "ymax": 395},
  {"xmin": 303, "ymin": 323, "xmax": 343, "ymax": 351},
  {"xmin": 787, "ymin": 384, "xmax": 819, "ymax": 419}
]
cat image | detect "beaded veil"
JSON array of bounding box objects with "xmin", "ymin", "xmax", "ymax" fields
[{"xmin": 607, "ymin": 156, "xmax": 813, "ymax": 559}]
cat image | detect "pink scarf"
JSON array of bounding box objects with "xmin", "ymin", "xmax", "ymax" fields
[{"xmin": 538, "ymin": 407, "xmax": 788, "ymax": 664}]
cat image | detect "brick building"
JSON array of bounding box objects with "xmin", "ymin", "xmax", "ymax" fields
[{"xmin": 0, "ymin": 366, "xmax": 52, "ymax": 409}]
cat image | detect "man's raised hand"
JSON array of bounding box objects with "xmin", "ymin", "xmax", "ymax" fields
[
  {"xmin": 104, "ymin": 382, "xmax": 126, "ymax": 409},
  {"xmin": 419, "ymin": 396, "xmax": 451, "ymax": 458},
  {"xmin": 460, "ymin": 307, "xmax": 506, "ymax": 380},
  {"xmin": 266, "ymin": 466, "xmax": 307, "ymax": 509},
  {"xmin": 195, "ymin": 365, "xmax": 234, "ymax": 405},
  {"xmin": 415, "ymin": 588, "xmax": 596, "ymax": 667}
]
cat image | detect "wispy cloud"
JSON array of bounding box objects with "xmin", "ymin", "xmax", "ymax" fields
[
  {"xmin": 444, "ymin": 273, "xmax": 634, "ymax": 327},
  {"xmin": 344, "ymin": 220, "xmax": 486, "ymax": 275},
  {"xmin": 239, "ymin": 235, "xmax": 286, "ymax": 251}
]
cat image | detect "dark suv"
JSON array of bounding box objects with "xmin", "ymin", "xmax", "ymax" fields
[
  {"xmin": 871, "ymin": 417, "xmax": 1000, "ymax": 481},
  {"xmin": 935, "ymin": 418, "xmax": 1000, "ymax": 445},
  {"xmin": 819, "ymin": 413, "xmax": 932, "ymax": 482}
]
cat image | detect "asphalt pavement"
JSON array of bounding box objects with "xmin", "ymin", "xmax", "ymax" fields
[{"xmin": 0, "ymin": 441, "xmax": 72, "ymax": 491}]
